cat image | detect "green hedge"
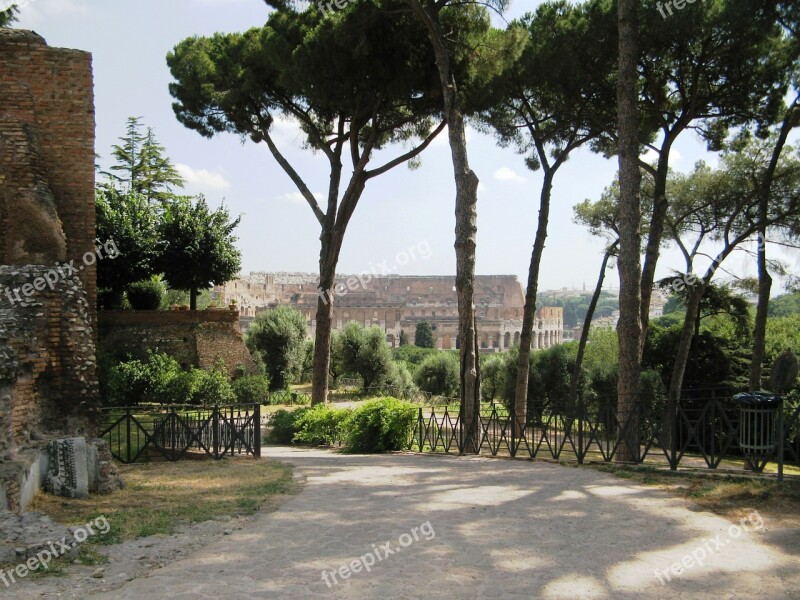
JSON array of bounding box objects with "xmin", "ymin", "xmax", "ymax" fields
[
  {"xmin": 345, "ymin": 397, "xmax": 417, "ymax": 453},
  {"xmin": 267, "ymin": 398, "xmax": 418, "ymax": 453}
]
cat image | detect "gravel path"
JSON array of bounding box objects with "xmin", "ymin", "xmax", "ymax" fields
[{"xmin": 13, "ymin": 447, "xmax": 800, "ymax": 599}]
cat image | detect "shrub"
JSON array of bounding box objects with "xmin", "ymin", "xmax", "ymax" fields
[
  {"xmin": 268, "ymin": 408, "xmax": 305, "ymax": 444},
  {"xmin": 107, "ymin": 351, "xmax": 188, "ymax": 406},
  {"xmin": 187, "ymin": 366, "xmax": 236, "ymax": 405},
  {"xmin": 414, "ymin": 353, "xmax": 460, "ymax": 397},
  {"xmin": 126, "ymin": 280, "xmax": 164, "ymax": 310},
  {"xmin": 345, "ymin": 397, "xmax": 417, "ymax": 453},
  {"xmin": 232, "ymin": 374, "xmax": 271, "ymax": 404},
  {"xmin": 293, "ymin": 404, "xmax": 351, "ymax": 446}
]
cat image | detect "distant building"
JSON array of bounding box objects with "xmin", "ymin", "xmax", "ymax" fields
[{"xmin": 217, "ymin": 273, "xmax": 564, "ymax": 351}]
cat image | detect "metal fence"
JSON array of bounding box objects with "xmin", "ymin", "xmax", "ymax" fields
[
  {"xmin": 410, "ymin": 392, "xmax": 800, "ymax": 478},
  {"xmin": 99, "ymin": 404, "xmax": 261, "ymax": 464}
]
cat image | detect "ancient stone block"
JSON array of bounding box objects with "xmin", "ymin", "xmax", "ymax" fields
[{"xmin": 45, "ymin": 437, "xmax": 89, "ymax": 499}]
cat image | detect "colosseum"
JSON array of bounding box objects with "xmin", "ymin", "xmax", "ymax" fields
[{"xmin": 218, "ymin": 273, "xmax": 564, "ymax": 351}]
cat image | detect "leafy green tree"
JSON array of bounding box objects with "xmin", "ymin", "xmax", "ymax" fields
[
  {"xmin": 103, "ymin": 117, "xmax": 184, "ymax": 204},
  {"xmin": 414, "ymin": 353, "xmax": 460, "ymax": 397},
  {"xmin": 414, "ymin": 321, "xmax": 435, "ymax": 348},
  {"xmin": 246, "ymin": 306, "xmax": 308, "ymax": 390},
  {"xmin": 399, "ymin": 330, "xmax": 409, "ymax": 347},
  {"xmin": 484, "ymin": 1, "xmax": 616, "ymax": 425},
  {"xmin": 331, "ymin": 322, "xmax": 394, "ymax": 391},
  {"xmin": 403, "ymin": 0, "xmax": 522, "ymax": 449},
  {"xmin": 95, "ymin": 188, "xmax": 160, "ymax": 308},
  {"xmin": 769, "ymin": 293, "xmax": 800, "ymax": 317},
  {"xmin": 167, "ymin": 2, "xmax": 449, "ymax": 405},
  {"xmin": 661, "ymin": 140, "xmax": 800, "ymax": 402},
  {"xmin": 158, "ymin": 196, "xmax": 241, "ymax": 310},
  {"xmin": 0, "ymin": 4, "xmax": 18, "ymax": 27}
]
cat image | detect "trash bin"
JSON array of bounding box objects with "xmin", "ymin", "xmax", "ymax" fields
[{"xmin": 732, "ymin": 392, "xmax": 782, "ymax": 456}]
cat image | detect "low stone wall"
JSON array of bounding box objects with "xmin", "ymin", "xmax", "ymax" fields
[{"xmin": 98, "ymin": 309, "xmax": 258, "ymax": 377}]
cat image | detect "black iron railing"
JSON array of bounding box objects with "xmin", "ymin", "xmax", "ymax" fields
[
  {"xmin": 409, "ymin": 393, "xmax": 800, "ymax": 478},
  {"xmin": 99, "ymin": 404, "xmax": 261, "ymax": 464}
]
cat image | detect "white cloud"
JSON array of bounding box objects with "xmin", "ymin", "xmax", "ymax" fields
[
  {"xmin": 176, "ymin": 164, "xmax": 232, "ymax": 190},
  {"xmin": 279, "ymin": 191, "xmax": 323, "ymax": 205},
  {"xmin": 494, "ymin": 167, "xmax": 526, "ymax": 183},
  {"xmin": 640, "ymin": 147, "xmax": 682, "ymax": 165}
]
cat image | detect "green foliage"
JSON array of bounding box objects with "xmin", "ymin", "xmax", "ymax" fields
[
  {"xmin": 293, "ymin": 405, "xmax": 351, "ymax": 446},
  {"xmin": 95, "ymin": 188, "xmax": 160, "ymax": 308},
  {"xmin": 106, "ymin": 353, "xmax": 238, "ymax": 407},
  {"xmin": 399, "ymin": 330, "xmax": 409, "ymax": 346},
  {"xmin": 480, "ymin": 354, "xmax": 506, "ymax": 402},
  {"xmin": 344, "ymin": 398, "xmax": 417, "ymax": 454},
  {"xmin": 392, "ymin": 345, "xmax": 441, "ymax": 373},
  {"xmin": 382, "ymin": 361, "xmax": 418, "ymax": 397},
  {"xmin": 188, "ymin": 366, "xmax": 236, "ymax": 405},
  {"xmin": 102, "ymin": 117, "xmax": 184, "ymax": 204},
  {"xmin": 414, "ymin": 352, "xmax": 460, "ymax": 397},
  {"xmin": 267, "ymin": 409, "xmax": 303, "ymax": 444},
  {"xmin": 232, "ymin": 375, "xmax": 271, "ymax": 405},
  {"xmin": 158, "ymin": 196, "xmax": 241, "ymax": 310},
  {"xmin": 642, "ymin": 321, "xmax": 749, "ymax": 395},
  {"xmin": 769, "ymin": 294, "xmax": 800, "ymax": 317},
  {"xmin": 126, "ymin": 279, "xmax": 164, "ymax": 310},
  {"xmin": 246, "ymin": 306, "xmax": 308, "ymax": 390},
  {"xmin": 331, "ymin": 322, "xmax": 394, "ymax": 390},
  {"xmin": 0, "ymin": 4, "xmax": 19, "ymax": 27},
  {"xmin": 414, "ymin": 321, "xmax": 435, "ymax": 348},
  {"xmin": 107, "ymin": 352, "xmax": 190, "ymax": 407}
]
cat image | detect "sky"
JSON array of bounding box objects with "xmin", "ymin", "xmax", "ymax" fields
[{"xmin": 13, "ymin": 0, "xmax": 798, "ymax": 294}]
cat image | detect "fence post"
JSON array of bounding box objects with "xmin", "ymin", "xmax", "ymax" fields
[
  {"xmin": 778, "ymin": 397, "xmax": 784, "ymax": 483},
  {"xmin": 577, "ymin": 397, "xmax": 584, "ymax": 465},
  {"xmin": 212, "ymin": 406, "xmax": 220, "ymax": 459},
  {"xmin": 126, "ymin": 407, "xmax": 132, "ymax": 464},
  {"xmin": 254, "ymin": 403, "xmax": 262, "ymax": 458}
]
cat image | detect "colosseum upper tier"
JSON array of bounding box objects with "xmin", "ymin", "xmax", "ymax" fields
[{"xmin": 218, "ymin": 273, "xmax": 564, "ymax": 351}]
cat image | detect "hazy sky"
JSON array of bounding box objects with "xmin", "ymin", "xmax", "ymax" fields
[{"xmin": 14, "ymin": 0, "xmax": 797, "ymax": 293}]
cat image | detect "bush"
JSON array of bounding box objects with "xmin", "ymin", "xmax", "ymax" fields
[
  {"xmin": 414, "ymin": 353, "xmax": 460, "ymax": 397},
  {"xmin": 188, "ymin": 366, "xmax": 236, "ymax": 405},
  {"xmin": 345, "ymin": 397, "xmax": 417, "ymax": 453},
  {"xmin": 268, "ymin": 408, "xmax": 305, "ymax": 444},
  {"xmin": 293, "ymin": 404, "xmax": 351, "ymax": 446},
  {"xmin": 126, "ymin": 280, "xmax": 164, "ymax": 310},
  {"xmin": 107, "ymin": 351, "xmax": 189, "ymax": 406},
  {"xmin": 232, "ymin": 374, "xmax": 271, "ymax": 404}
]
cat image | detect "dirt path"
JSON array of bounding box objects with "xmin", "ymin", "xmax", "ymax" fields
[{"xmin": 12, "ymin": 447, "xmax": 800, "ymax": 599}]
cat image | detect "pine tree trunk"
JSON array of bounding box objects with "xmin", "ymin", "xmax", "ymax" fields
[
  {"xmin": 570, "ymin": 242, "xmax": 617, "ymax": 410},
  {"xmin": 615, "ymin": 0, "xmax": 643, "ymax": 463},
  {"xmin": 749, "ymin": 97, "xmax": 797, "ymax": 390},
  {"xmin": 190, "ymin": 288, "xmax": 198, "ymax": 311},
  {"xmin": 311, "ymin": 236, "xmax": 337, "ymax": 406},
  {"xmin": 513, "ymin": 171, "xmax": 554, "ymax": 431},
  {"xmin": 406, "ymin": 0, "xmax": 481, "ymax": 453}
]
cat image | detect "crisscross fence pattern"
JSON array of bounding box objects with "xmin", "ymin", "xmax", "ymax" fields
[
  {"xmin": 99, "ymin": 404, "xmax": 261, "ymax": 464},
  {"xmin": 409, "ymin": 391, "xmax": 800, "ymax": 477}
]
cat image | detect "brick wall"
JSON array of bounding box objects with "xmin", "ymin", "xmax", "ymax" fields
[
  {"xmin": 0, "ymin": 29, "xmax": 96, "ymax": 321},
  {"xmin": 98, "ymin": 310, "xmax": 258, "ymax": 380}
]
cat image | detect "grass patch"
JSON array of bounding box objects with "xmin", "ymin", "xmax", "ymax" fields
[
  {"xmin": 31, "ymin": 458, "xmax": 296, "ymax": 544},
  {"xmin": 591, "ymin": 463, "xmax": 800, "ymax": 521}
]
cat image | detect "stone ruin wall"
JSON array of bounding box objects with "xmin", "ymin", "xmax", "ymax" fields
[
  {"xmin": 0, "ymin": 30, "xmax": 100, "ymax": 511},
  {"xmin": 98, "ymin": 310, "xmax": 258, "ymax": 378}
]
